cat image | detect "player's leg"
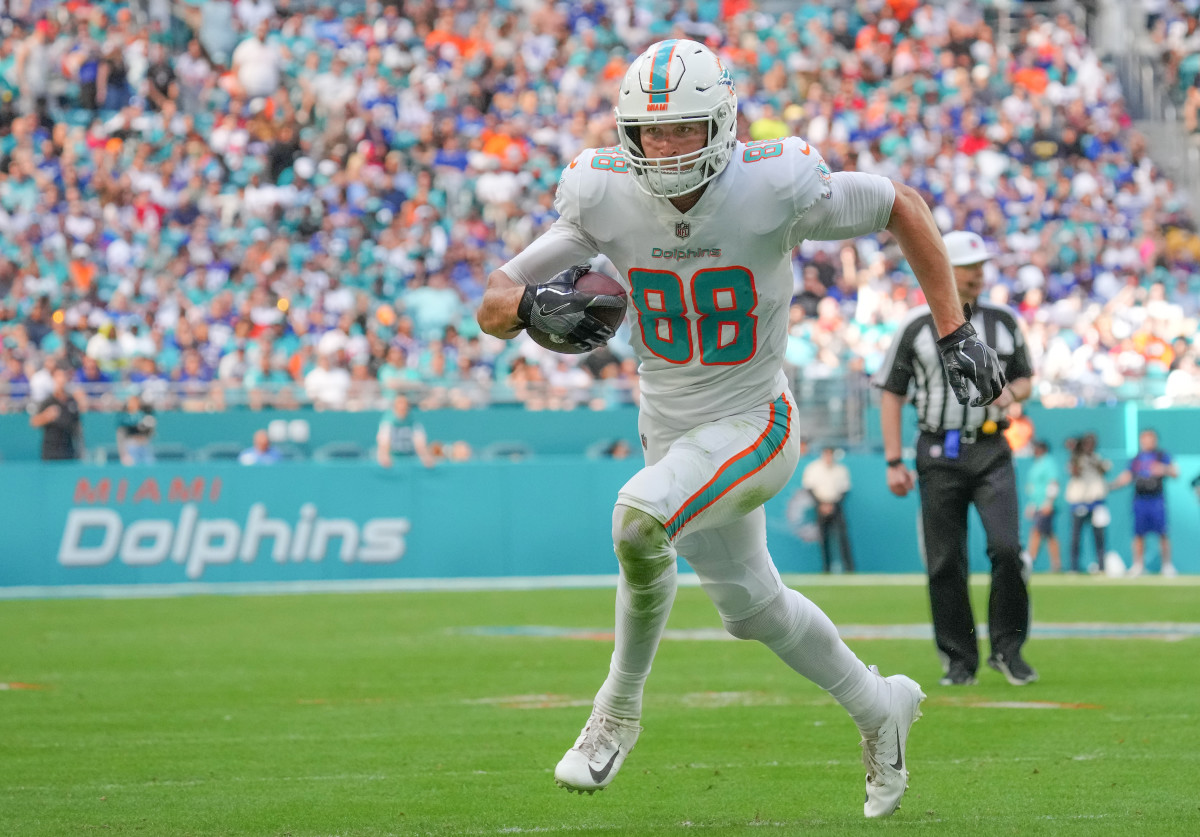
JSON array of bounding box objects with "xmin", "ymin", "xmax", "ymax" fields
[
  {"xmin": 971, "ymin": 448, "xmax": 1036, "ymax": 684},
  {"xmin": 553, "ymin": 502, "xmax": 672, "ymax": 794},
  {"xmin": 596, "ymin": 504, "xmax": 678, "ymax": 720},
  {"xmin": 681, "ymin": 512, "xmax": 923, "ymax": 818},
  {"xmin": 556, "ymin": 394, "xmax": 798, "ymax": 794}
]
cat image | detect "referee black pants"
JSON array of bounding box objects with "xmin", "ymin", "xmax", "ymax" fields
[{"xmin": 916, "ymin": 432, "xmax": 1029, "ymax": 673}]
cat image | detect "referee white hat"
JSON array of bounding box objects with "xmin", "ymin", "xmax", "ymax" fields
[{"xmin": 943, "ymin": 230, "xmax": 991, "ymax": 266}]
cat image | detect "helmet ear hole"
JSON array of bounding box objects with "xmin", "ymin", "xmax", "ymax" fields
[{"xmin": 626, "ymin": 125, "xmax": 644, "ymax": 156}]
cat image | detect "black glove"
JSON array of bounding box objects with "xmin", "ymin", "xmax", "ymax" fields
[
  {"xmin": 936, "ymin": 304, "xmax": 1007, "ymax": 407},
  {"xmin": 516, "ymin": 264, "xmax": 623, "ymax": 352}
]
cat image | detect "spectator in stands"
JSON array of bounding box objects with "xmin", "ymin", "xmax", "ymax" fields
[
  {"xmin": 0, "ymin": 0, "xmax": 1196, "ymax": 422},
  {"xmin": 244, "ymin": 350, "xmax": 297, "ymax": 411},
  {"xmin": 1108, "ymin": 428, "xmax": 1180, "ymax": 577},
  {"xmin": 115, "ymin": 394, "xmax": 156, "ymax": 465},
  {"xmin": 376, "ymin": 393, "xmax": 434, "ymax": 469},
  {"xmin": 0, "ymin": 352, "xmax": 31, "ymax": 402},
  {"xmin": 29, "ymin": 366, "xmax": 85, "ymax": 461},
  {"xmin": 239, "ymin": 429, "xmax": 282, "ymax": 466},
  {"xmin": 304, "ymin": 350, "xmax": 351, "ymax": 411}
]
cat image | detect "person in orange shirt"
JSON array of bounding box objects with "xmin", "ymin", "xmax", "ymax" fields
[
  {"xmin": 68, "ymin": 244, "xmax": 98, "ymax": 295},
  {"xmin": 1003, "ymin": 402, "xmax": 1035, "ymax": 456}
]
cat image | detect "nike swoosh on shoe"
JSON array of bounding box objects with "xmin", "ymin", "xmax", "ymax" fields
[
  {"xmin": 588, "ymin": 748, "xmax": 620, "ymax": 783},
  {"xmin": 890, "ymin": 730, "xmax": 903, "ymax": 771}
]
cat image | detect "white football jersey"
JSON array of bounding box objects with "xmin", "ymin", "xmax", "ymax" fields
[{"xmin": 502, "ymin": 137, "xmax": 889, "ymax": 429}]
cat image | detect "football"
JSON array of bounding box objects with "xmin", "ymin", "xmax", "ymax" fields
[{"xmin": 526, "ymin": 271, "xmax": 628, "ymax": 354}]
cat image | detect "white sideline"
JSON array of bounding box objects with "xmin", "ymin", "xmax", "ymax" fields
[{"xmin": 0, "ymin": 571, "xmax": 1195, "ymax": 600}]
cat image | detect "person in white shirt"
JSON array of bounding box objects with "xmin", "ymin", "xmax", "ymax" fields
[
  {"xmin": 303, "ymin": 351, "xmax": 351, "ymax": 410},
  {"xmin": 801, "ymin": 445, "xmax": 855, "ymax": 573},
  {"xmin": 476, "ymin": 38, "xmax": 1004, "ymax": 817},
  {"xmin": 230, "ymin": 21, "xmax": 284, "ymax": 100}
]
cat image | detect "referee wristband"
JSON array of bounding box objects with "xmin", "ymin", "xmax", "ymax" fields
[{"xmin": 886, "ymin": 458, "xmax": 904, "ymax": 468}]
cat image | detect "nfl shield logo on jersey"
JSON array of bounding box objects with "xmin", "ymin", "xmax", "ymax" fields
[{"xmin": 675, "ymin": 221, "xmax": 690, "ymax": 239}]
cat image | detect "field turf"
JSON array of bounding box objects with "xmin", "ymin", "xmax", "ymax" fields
[{"xmin": 2, "ymin": 576, "xmax": 1198, "ymax": 836}]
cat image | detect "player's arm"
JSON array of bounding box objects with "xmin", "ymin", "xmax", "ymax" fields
[
  {"xmin": 884, "ymin": 182, "xmax": 966, "ymax": 338},
  {"xmin": 793, "ymin": 171, "xmax": 963, "ymax": 336},
  {"xmin": 477, "ymin": 217, "xmax": 599, "ymax": 340},
  {"xmin": 886, "ymin": 181, "xmax": 1006, "ymax": 406},
  {"xmin": 477, "ymin": 269, "xmax": 527, "ymax": 339}
]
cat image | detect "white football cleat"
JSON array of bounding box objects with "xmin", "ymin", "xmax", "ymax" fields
[
  {"xmin": 861, "ymin": 668, "xmax": 926, "ymax": 818},
  {"xmin": 554, "ymin": 709, "xmax": 642, "ymax": 794}
]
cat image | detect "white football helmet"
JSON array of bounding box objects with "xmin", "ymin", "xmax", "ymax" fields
[{"xmin": 615, "ymin": 39, "xmax": 738, "ymax": 199}]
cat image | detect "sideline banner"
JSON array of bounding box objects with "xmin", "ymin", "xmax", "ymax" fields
[
  {"xmin": 3, "ymin": 455, "xmax": 1196, "ymax": 593},
  {"xmin": 0, "ymin": 460, "xmax": 631, "ymax": 588}
]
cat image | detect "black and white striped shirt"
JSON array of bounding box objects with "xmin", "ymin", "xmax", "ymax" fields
[{"xmin": 873, "ymin": 301, "xmax": 1033, "ymax": 433}]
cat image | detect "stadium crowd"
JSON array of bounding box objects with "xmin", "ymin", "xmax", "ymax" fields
[
  {"xmin": 1144, "ymin": 0, "xmax": 1200, "ymax": 133},
  {"xmin": 1, "ymin": 0, "xmax": 1199, "ymax": 419}
]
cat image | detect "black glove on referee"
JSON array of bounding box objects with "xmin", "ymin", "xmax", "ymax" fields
[{"xmin": 936, "ymin": 304, "xmax": 1007, "ymax": 407}]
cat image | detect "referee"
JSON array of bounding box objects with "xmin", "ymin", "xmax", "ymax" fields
[{"xmin": 876, "ymin": 230, "xmax": 1037, "ymax": 687}]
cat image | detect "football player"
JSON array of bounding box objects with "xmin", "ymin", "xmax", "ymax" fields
[{"xmin": 477, "ymin": 38, "xmax": 1005, "ymax": 818}]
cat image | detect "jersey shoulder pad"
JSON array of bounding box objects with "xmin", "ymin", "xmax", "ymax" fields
[
  {"xmin": 783, "ymin": 137, "xmax": 833, "ymax": 208},
  {"xmin": 556, "ymin": 146, "xmax": 631, "ymax": 214},
  {"xmin": 736, "ymin": 136, "xmax": 831, "ymax": 213}
]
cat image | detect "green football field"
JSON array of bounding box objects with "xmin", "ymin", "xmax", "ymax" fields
[{"xmin": 2, "ymin": 576, "xmax": 1198, "ymax": 836}]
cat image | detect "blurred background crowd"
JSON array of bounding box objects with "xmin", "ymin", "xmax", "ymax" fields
[{"xmin": 1, "ymin": 0, "xmax": 1199, "ymax": 427}]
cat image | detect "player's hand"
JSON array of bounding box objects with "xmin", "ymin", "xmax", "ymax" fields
[
  {"xmin": 886, "ymin": 462, "xmax": 915, "ymax": 497},
  {"xmin": 517, "ymin": 264, "xmax": 621, "ymax": 351},
  {"xmin": 937, "ymin": 304, "xmax": 1006, "ymax": 407}
]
